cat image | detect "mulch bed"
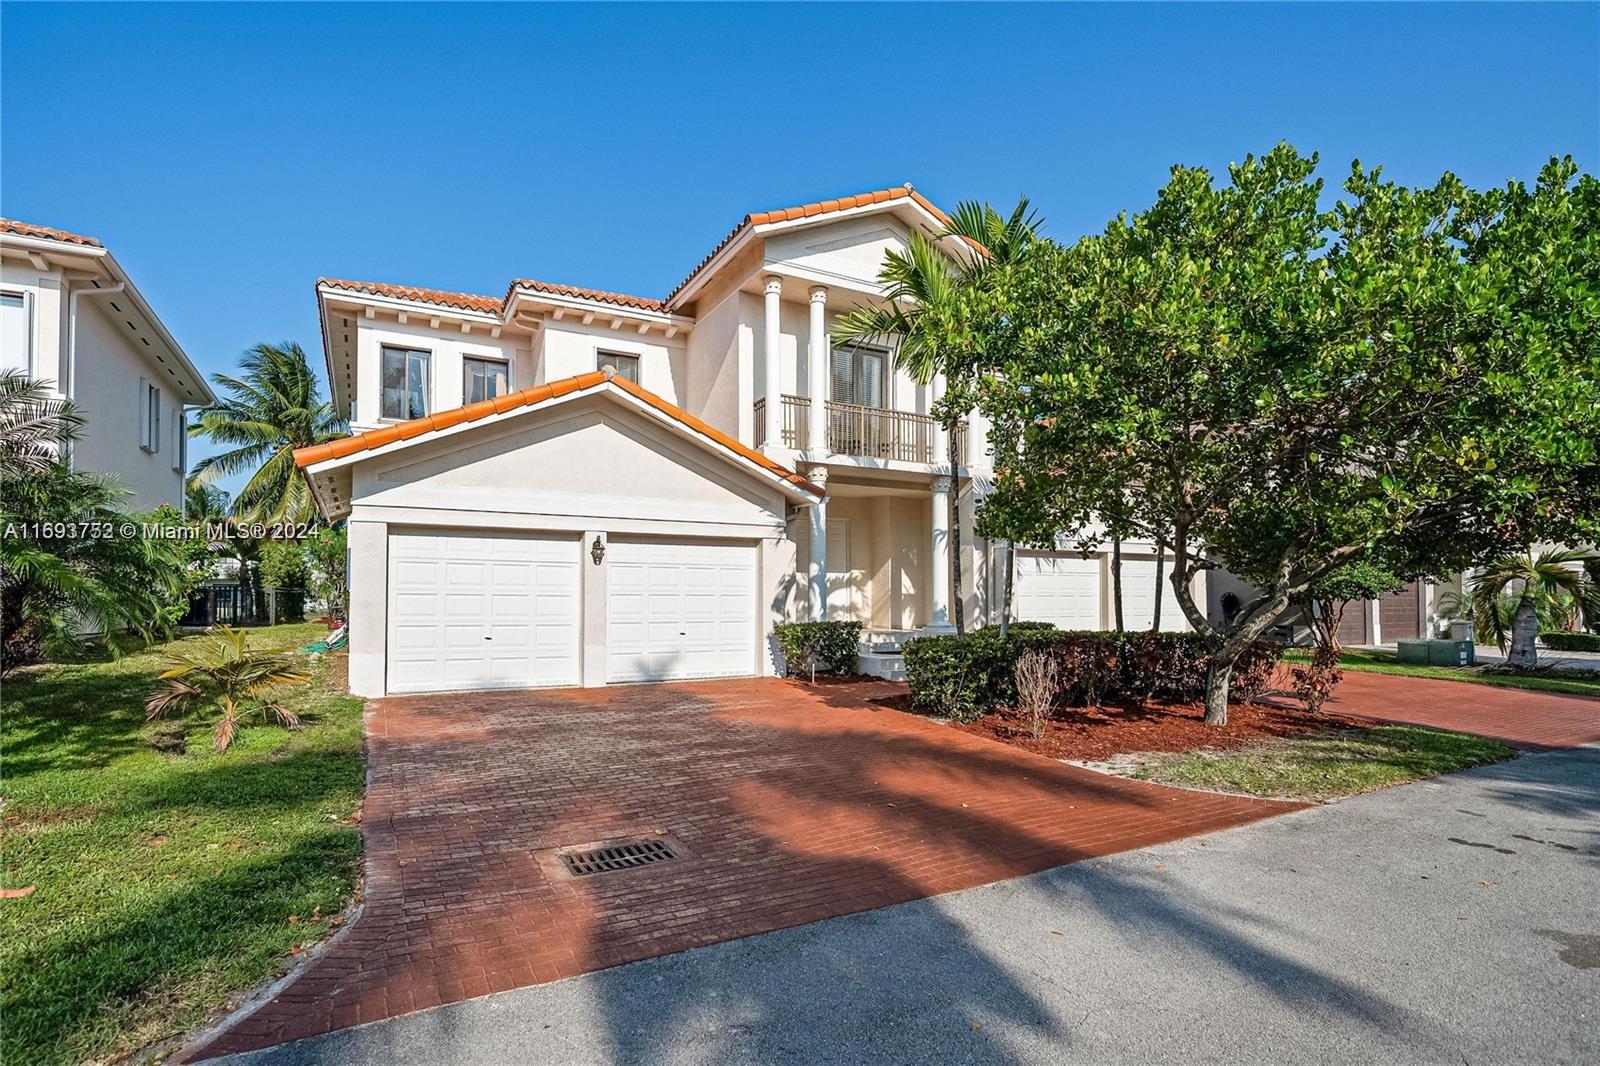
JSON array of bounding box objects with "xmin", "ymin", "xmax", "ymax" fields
[{"xmin": 950, "ymin": 696, "xmax": 1373, "ymax": 763}]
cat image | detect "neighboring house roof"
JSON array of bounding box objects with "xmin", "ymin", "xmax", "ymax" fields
[
  {"xmin": 294, "ymin": 369, "xmax": 826, "ymax": 515},
  {"xmin": 0, "ymin": 218, "xmax": 104, "ymax": 247},
  {"xmin": 0, "ymin": 218, "xmax": 213, "ymax": 404}
]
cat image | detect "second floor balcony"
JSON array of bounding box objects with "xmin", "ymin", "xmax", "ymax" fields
[{"xmin": 753, "ymin": 394, "xmax": 968, "ymax": 466}]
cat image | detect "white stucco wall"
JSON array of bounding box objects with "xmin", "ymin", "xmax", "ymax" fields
[
  {"xmin": 535, "ymin": 318, "xmax": 688, "ymax": 403},
  {"xmin": 683, "ymin": 289, "xmax": 754, "ymax": 443},
  {"xmin": 1, "ymin": 261, "xmax": 66, "ymax": 385},
  {"xmin": 352, "ymin": 316, "xmax": 532, "ymax": 429}
]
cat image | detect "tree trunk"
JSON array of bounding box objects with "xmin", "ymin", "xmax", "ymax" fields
[
  {"xmin": 999, "ymin": 541, "xmax": 1015, "ymax": 638},
  {"xmin": 1508, "ymin": 592, "xmax": 1540, "ymax": 668},
  {"xmin": 1111, "ymin": 535, "xmax": 1125, "ymax": 633},
  {"xmin": 1203, "ymin": 658, "xmax": 1233, "ymax": 726},
  {"xmin": 1151, "ymin": 544, "xmax": 1165, "ymax": 632},
  {"xmin": 948, "ymin": 427, "xmax": 964, "ymax": 635}
]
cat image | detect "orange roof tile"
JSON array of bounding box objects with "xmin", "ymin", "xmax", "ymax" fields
[
  {"xmin": 665, "ymin": 183, "xmax": 956, "ymax": 306},
  {"xmin": 0, "ymin": 218, "xmax": 103, "ymax": 247},
  {"xmin": 506, "ymin": 279, "xmax": 668, "ymax": 313},
  {"xmin": 293, "ymin": 370, "xmax": 825, "ymax": 498},
  {"xmin": 319, "ymin": 278, "xmax": 502, "ymax": 314}
]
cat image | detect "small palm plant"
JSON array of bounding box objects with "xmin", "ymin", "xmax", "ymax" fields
[
  {"xmin": 1444, "ymin": 548, "xmax": 1600, "ymax": 667},
  {"xmin": 146, "ymin": 626, "xmax": 311, "ymax": 751}
]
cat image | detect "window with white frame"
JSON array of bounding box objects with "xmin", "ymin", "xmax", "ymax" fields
[
  {"xmin": 597, "ymin": 350, "xmax": 639, "ymax": 383},
  {"xmin": 381, "ymin": 345, "xmax": 431, "ymax": 420},
  {"xmin": 830, "ymin": 342, "xmax": 888, "ymax": 408},
  {"xmin": 172, "ymin": 406, "xmax": 186, "ymax": 473},
  {"xmin": 139, "ymin": 378, "xmax": 161, "ymax": 453},
  {"xmin": 1, "ymin": 291, "xmax": 29, "ymax": 375},
  {"xmin": 462, "ymin": 356, "xmax": 509, "ymax": 404}
]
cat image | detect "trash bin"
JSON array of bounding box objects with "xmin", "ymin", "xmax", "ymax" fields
[{"xmin": 1448, "ymin": 620, "xmax": 1475, "ymax": 644}]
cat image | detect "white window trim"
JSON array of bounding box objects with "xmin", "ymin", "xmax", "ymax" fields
[
  {"xmin": 462, "ymin": 352, "xmax": 513, "ymax": 404},
  {"xmin": 0, "ymin": 289, "xmax": 32, "ymax": 379},
  {"xmin": 379, "ymin": 344, "xmax": 433, "ymax": 422}
]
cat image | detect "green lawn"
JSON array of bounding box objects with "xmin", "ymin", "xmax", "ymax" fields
[
  {"xmin": 1283, "ymin": 647, "xmax": 1600, "ymax": 698},
  {"xmin": 0, "ymin": 623, "xmax": 365, "ymax": 1065},
  {"xmin": 1129, "ymin": 725, "xmax": 1516, "ymax": 802}
]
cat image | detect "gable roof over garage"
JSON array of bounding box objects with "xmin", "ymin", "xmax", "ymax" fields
[{"xmin": 294, "ymin": 368, "xmax": 826, "ymax": 520}]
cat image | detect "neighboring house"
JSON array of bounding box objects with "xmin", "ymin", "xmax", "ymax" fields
[
  {"xmin": 1, "ymin": 219, "xmax": 213, "ymax": 510},
  {"xmin": 295, "ymin": 184, "xmax": 1194, "ymax": 697}
]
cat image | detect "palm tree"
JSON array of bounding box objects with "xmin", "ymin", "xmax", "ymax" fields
[
  {"xmin": 833, "ymin": 198, "xmax": 1043, "ymax": 634},
  {"xmin": 0, "ymin": 371, "xmax": 183, "ymax": 672},
  {"xmin": 189, "ymin": 342, "xmax": 344, "ymax": 524},
  {"xmin": 146, "ymin": 625, "xmax": 310, "ymax": 751},
  {"xmin": 1449, "ymin": 548, "xmax": 1600, "ymax": 667}
]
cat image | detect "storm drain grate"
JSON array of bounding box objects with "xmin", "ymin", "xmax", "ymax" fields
[{"xmin": 559, "ymin": 838, "xmax": 679, "ymax": 877}]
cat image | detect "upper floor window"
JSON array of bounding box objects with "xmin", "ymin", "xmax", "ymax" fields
[
  {"xmin": 597, "ymin": 351, "xmax": 639, "ymax": 383},
  {"xmin": 831, "ymin": 343, "xmax": 887, "ymax": 409},
  {"xmin": 139, "ymin": 377, "xmax": 161, "ymax": 453},
  {"xmin": 1, "ymin": 291, "xmax": 29, "ymax": 375},
  {"xmin": 463, "ymin": 356, "xmax": 509, "ymax": 405},
  {"xmin": 381, "ymin": 345, "xmax": 430, "ymax": 420}
]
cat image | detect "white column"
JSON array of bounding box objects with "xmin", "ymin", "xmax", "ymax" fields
[
  {"xmin": 762, "ymin": 275, "xmax": 783, "ymax": 451},
  {"xmin": 927, "ymin": 474, "xmax": 954, "ymax": 632},
  {"xmin": 807, "ymin": 466, "xmax": 829, "ymax": 620},
  {"xmin": 806, "ymin": 286, "xmax": 829, "ymax": 459},
  {"xmin": 346, "ymin": 518, "xmax": 388, "ymax": 696},
  {"xmin": 930, "ymin": 372, "xmax": 949, "ymax": 464},
  {"xmin": 581, "ymin": 530, "xmax": 608, "ymax": 687},
  {"xmin": 965, "ymin": 407, "xmax": 986, "ymax": 470}
]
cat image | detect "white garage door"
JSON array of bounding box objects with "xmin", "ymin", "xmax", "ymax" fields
[
  {"xmin": 1014, "ymin": 552, "xmax": 1103, "ymax": 630},
  {"xmin": 1122, "ymin": 558, "xmax": 1189, "ymax": 632},
  {"xmin": 387, "ymin": 529, "xmax": 580, "ymax": 694},
  {"xmin": 607, "ymin": 539, "xmax": 757, "ymax": 683}
]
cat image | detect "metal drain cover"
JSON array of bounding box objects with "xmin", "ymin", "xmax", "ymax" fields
[{"xmin": 558, "ymin": 837, "xmax": 679, "ymax": 877}]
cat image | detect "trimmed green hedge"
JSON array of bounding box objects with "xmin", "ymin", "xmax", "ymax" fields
[
  {"xmin": 903, "ymin": 627, "xmax": 1282, "ymax": 722},
  {"xmin": 775, "ymin": 620, "xmax": 863, "ymax": 678},
  {"xmin": 1540, "ymin": 630, "xmax": 1600, "ymax": 652}
]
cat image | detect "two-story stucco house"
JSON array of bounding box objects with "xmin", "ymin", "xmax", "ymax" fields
[
  {"xmin": 294, "ymin": 185, "xmax": 1197, "ymax": 697},
  {"xmin": 1, "ymin": 219, "xmax": 213, "ymax": 510}
]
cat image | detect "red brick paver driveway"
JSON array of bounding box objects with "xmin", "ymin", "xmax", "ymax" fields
[
  {"xmin": 1326, "ymin": 671, "xmax": 1600, "ymax": 750},
  {"xmin": 190, "ymin": 678, "xmax": 1292, "ymax": 1058}
]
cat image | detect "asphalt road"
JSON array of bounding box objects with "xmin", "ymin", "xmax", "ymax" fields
[{"xmin": 216, "ymin": 744, "xmax": 1599, "ymax": 1066}]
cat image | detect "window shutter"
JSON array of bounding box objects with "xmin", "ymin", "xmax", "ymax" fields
[
  {"xmin": 139, "ymin": 378, "xmax": 152, "ymax": 450},
  {"xmin": 172, "ymin": 407, "xmax": 185, "ymax": 472},
  {"xmin": 830, "ymin": 343, "xmax": 854, "ymax": 404}
]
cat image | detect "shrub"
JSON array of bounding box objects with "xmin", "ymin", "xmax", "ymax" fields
[
  {"xmin": 774, "ymin": 620, "xmax": 863, "ymax": 680},
  {"xmin": 1540, "ymin": 630, "xmax": 1600, "ymax": 652},
  {"xmin": 903, "ymin": 628, "xmax": 1283, "ymax": 723},
  {"xmin": 1014, "ymin": 649, "xmax": 1058, "ymax": 739},
  {"xmin": 1291, "ymin": 645, "xmax": 1344, "ymax": 712},
  {"xmin": 258, "ymin": 540, "xmax": 308, "ymax": 591}
]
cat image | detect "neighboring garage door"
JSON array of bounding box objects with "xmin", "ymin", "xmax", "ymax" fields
[
  {"xmin": 1379, "ymin": 582, "xmax": 1422, "ymax": 640},
  {"xmin": 1014, "ymin": 552, "xmax": 1103, "ymax": 630},
  {"xmin": 1121, "ymin": 557, "xmax": 1190, "ymax": 632},
  {"xmin": 387, "ymin": 529, "xmax": 580, "ymax": 694},
  {"xmin": 607, "ymin": 539, "xmax": 757, "ymax": 683}
]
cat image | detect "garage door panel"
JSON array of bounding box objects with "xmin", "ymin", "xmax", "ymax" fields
[
  {"xmin": 388, "ymin": 529, "xmax": 580, "ymax": 694},
  {"xmin": 1015, "ymin": 554, "xmax": 1103, "ymax": 630},
  {"xmin": 606, "ymin": 539, "xmax": 756, "ymax": 683},
  {"xmin": 1122, "ymin": 559, "xmax": 1189, "ymax": 633}
]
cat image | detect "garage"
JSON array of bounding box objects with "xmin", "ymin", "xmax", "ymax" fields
[
  {"xmin": 387, "ymin": 529, "xmax": 581, "ymax": 694},
  {"xmin": 606, "ymin": 539, "xmax": 757, "ymax": 682},
  {"xmin": 1014, "ymin": 552, "xmax": 1103, "ymax": 629},
  {"xmin": 1121, "ymin": 557, "xmax": 1190, "ymax": 632}
]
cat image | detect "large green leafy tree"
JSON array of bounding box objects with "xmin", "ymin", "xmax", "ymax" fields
[
  {"xmin": 0, "ymin": 372, "xmax": 186, "ymax": 672},
  {"xmin": 833, "ymin": 199, "xmax": 1042, "ymax": 633},
  {"xmin": 189, "ymin": 342, "xmax": 344, "ymax": 524},
  {"xmin": 978, "ymin": 147, "xmax": 1599, "ymax": 724},
  {"xmin": 1450, "ymin": 548, "xmax": 1600, "ymax": 664}
]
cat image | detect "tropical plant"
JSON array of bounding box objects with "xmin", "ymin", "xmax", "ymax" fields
[
  {"xmin": 0, "ymin": 372, "xmax": 186, "ymax": 672},
  {"xmin": 833, "ymin": 199, "xmax": 1044, "ymax": 634},
  {"xmin": 304, "ymin": 524, "xmax": 348, "ymax": 620},
  {"xmin": 976, "ymin": 148, "xmax": 1600, "ymax": 725},
  {"xmin": 1448, "ymin": 549, "xmax": 1600, "ymax": 666},
  {"xmin": 145, "ymin": 625, "xmax": 310, "ymax": 751},
  {"xmin": 189, "ymin": 342, "xmax": 344, "ymax": 524}
]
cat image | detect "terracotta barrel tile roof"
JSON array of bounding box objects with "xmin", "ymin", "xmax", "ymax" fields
[
  {"xmin": 507, "ymin": 279, "xmax": 668, "ymax": 313},
  {"xmin": 0, "ymin": 218, "xmax": 103, "ymax": 247},
  {"xmin": 293, "ymin": 370, "xmax": 824, "ymax": 498},
  {"xmin": 319, "ymin": 277, "xmax": 503, "ymax": 314}
]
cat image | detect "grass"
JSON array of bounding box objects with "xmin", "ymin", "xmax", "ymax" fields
[
  {"xmin": 1128, "ymin": 725, "xmax": 1516, "ymax": 802},
  {"xmin": 0, "ymin": 623, "xmax": 365, "ymax": 1065},
  {"xmin": 1282, "ymin": 647, "xmax": 1600, "ymax": 698}
]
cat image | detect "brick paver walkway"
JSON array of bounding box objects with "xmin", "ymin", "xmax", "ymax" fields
[
  {"xmin": 188, "ymin": 678, "xmax": 1293, "ymax": 1059},
  {"xmin": 1326, "ymin": 671, "xmax": 1600, "ymax": 750}
]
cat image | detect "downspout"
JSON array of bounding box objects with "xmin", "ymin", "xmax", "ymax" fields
[{"xmin": 65, "ymin": 282, "xmax": 126, "ymax": 467}]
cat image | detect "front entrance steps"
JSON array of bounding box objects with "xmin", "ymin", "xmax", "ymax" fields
[{"xmin": 856, "ymin": 628, "xmax": 920, "ymax": 681}]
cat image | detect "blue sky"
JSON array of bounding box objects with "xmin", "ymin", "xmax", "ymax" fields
[{"xmin": 4, "ymin": 2, "xmax": 1597, "ymax": 488}]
